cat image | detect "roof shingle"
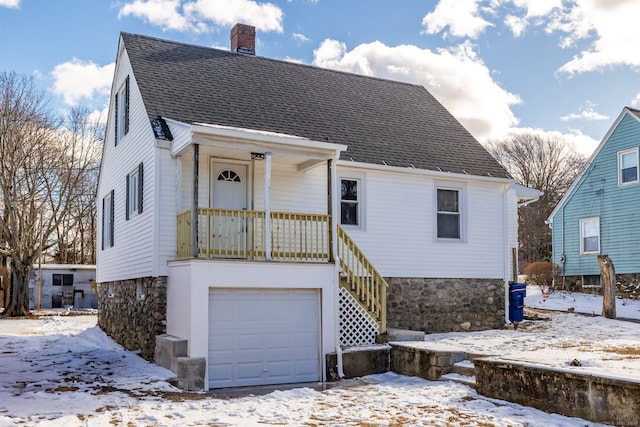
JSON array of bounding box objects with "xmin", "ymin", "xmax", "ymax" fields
[{"xmin": 122, "ymin": 32, "xmax": 510, "ymax": 179}]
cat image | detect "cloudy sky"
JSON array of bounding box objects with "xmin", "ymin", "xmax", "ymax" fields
[{"xmin": 2, "ymin": 0, "xmax": 639, "ymax": 154}]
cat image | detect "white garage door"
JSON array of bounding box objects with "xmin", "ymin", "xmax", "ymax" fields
[{"xmin": 208, "ymin": 288, "xmax": 320, "ymax": 389}]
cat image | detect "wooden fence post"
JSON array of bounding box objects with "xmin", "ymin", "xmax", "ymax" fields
[{"xmin": 597, "ymin": 255, "xmax": 617, "ymax": 319}]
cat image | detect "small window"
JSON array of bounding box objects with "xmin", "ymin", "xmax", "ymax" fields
[
  {"xmin": 136, "ymin": 278, "xmax": 145, "ymax": 300},
  {"xmin": 580, "ymin": 217, "xmax": 600, "ymax": 255},
  {"xmin": 52, "ymin": 274, "xmax": 73, "ymax": 287},
  {"xmin": 115, "ymin": 75, "xmax": 130, "ymax": 146},
  {"xmin": 340, "ymin": 178, "xmax": 360, "ymax": 226},
  {"xmin": 217, "ymin": 170, "xmax": 241, "ymax": 182},
  {"xmin": 102, "ymin": 190, "xmax": 115, "ymax": 249},
  {"xmin": 126, "ymin": 163, "xmax": 144, "ymax": 220},
  {"xmin": 437, "ymin": 188, "xmax": 460, "ymax": 239},
  {"xmin": 618, "ymin": 148, "xmax": 638, "ymax": 185},
  {"xmin": 582, "ymin": 275, "xmax": 601, "ymax": 288}
]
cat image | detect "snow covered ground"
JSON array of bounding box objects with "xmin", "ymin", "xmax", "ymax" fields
[{"xmin": 0, "ymin": 288, "xmax": 637, "ymax": 426}]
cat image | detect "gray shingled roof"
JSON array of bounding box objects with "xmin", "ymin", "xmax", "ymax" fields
[{"xmin": 122, "ymin": 32, "xmax": 510, "ymax": 178}]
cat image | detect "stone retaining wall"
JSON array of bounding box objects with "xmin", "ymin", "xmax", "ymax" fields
[
  {"xmin": 386, "ymin": 278, "xmax": 505, "ymax": 333},
  {"xmin": 560, "ymin": 274, "xmax": 640, "ymax": 299},
  {"xmin": 475, "ymin": 358, "xmax": 640, "ymax": 425},
  {"xmin": 97, "ymin": 277, "xmax": 167, "ymax": 361}
]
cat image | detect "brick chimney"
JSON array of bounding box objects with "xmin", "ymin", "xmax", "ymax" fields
[{"xmin": 230, "ymin": 23, "xmax": 255, "ymax": 55}]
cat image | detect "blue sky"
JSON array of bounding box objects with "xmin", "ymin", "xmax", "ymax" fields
[{"xmin": 2, "ymin": 0, "xmax": 639, "ymax": 154}]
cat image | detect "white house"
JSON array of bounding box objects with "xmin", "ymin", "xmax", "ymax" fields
[
  {"xmin": 97, "ymin": 25, "xmax": 537, "ymax": 390},
  {"xmin": 28, "ymin": 264, "xmax": 97, "ymax": 310}
]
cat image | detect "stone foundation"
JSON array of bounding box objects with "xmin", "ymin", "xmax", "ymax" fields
[
  {"xmin": 97, "ymin": 277, "xmax": 167, "ymax": 361},
  {"xmin": 559, "ymin": 274, "xmax": 640, "ymax": 299},
  {"xmin": 386, "ymin": 277, "xmax": 505, "ymax": 333}
]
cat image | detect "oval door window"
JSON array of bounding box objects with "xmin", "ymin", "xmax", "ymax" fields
[{"xmin": 217, "ymin": 170, "xmax": 241, "ymax": 182}]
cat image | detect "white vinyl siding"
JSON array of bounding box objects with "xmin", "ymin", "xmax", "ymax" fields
[
  {"xmin": 618, "ymin": 148, "xmax": 638, "ymax": 185},
  {"xmin": 96, "ymin": 46, "xmax": 157, "ymax": 282},
  {"xmin": 337, "ymin": 166, "xmax": 508, "ymax": 279},
  {"xmin": 580, "ymin": 217, "xmax": 600, "ymax": 255}
]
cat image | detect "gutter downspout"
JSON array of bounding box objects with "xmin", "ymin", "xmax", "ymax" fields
[
  {"xmin": 503, "ymin": 184, "xmax": 511, "ymax": 325},
  {"xmin": 329, "ymin": 152, "xmax": 344, "ymax": 379}
]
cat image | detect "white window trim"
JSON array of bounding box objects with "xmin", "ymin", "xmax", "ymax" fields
[
  {"xmin": 127, "ymin": 167, "xmax": 139, "ymax": 217},
  {"xmin": 617, "ymin": 148, "xmax": 639, "ymax": 186},
  {"xmin": 103, "ymin": 191, "xmax": 114, "ymax": 249},
  {"xmin": 136, "ymin": 278, "xmax": 145, "ymax": 301},
  {"xmin": 116, "ymin": 77, "xmax": 130, "ymax": 144},
  {"xmin": 339, "ymin": 173, "xmax": 366, "ymax": 230},
  {"xmin": 579, "ymin": 217, "xmax": 600, "ymax": 255},
  {"xmin": 434, "ymin": 181, "xmax": 466, "ymax": 242}
]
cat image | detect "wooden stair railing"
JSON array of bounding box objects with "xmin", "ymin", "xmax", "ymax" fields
[{"xmin": 337, "ymin": 224, "xmax": 388, "ymax": 333}]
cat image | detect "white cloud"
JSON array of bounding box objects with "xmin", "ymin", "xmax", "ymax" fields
[
  {"xmin": 51, "ymin": 59, "xmax": 115, "ymax": 106},
  {"xmin": 632, "ymin": 93, "xmax": 640, "ymax": 108},
  {"xmin": 547, "ymin": 0, "xmax": 640, "ymax": 74},
  {"xmin": 0, "ymin": 0, "xmax": 19, "ymax": 8},
  {"xmin": 422, "ymin": 0, "xmax": 493, "ymax": 39},
  {"xmin": 312, "ymin": 39, "xmax": 520, "ymax": 141},
  {"xmin": 119, "ymin": 0, "xmax": 197, "ymax": 32},
  {"xmin": 184, "ymin": 0, "xmax": 283, "ymax": 32},
  {"xmin": 559, "ymin": 105, "xmax": 609, "ymax": 121},
  {"xmin": 504, "ymin": 15, "xmax": 527, "ymax": 37},
  {"xmin": 292, "ymin": 32, "xmax": 310, "ymax": 43},
  {"xmin": 119, "ymin": 0, "xmax": 284, "ymax": 33}
]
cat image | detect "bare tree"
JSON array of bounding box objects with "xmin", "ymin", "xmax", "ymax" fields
[
  {"xmin": 0, "ymin": 72, "xmax": 100, "ymax": 316},
  {"xmin": 51, "ymin": 108, "xmax": 102, "ymax": 265},
  {"xmin": 486, "ymin": 133, "xmax": 586, "ymax": 269}
]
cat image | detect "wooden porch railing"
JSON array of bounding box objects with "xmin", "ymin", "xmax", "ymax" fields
[
  {"xmin": 337, "ymin": 224, "xmax": 388, "ymax": 333},
  {"xmin": 176, "ymin": 208, "xmax": 330, "ymax": 262}
]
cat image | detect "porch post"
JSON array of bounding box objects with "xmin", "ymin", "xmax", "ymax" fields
[
  {"xmin": 327, "ymin": 158, "xmax": 334, "ymax": 263},
  {"xmin": 264, "ymin": 152, "xmax": 272, "ymax": 260},
  {"xmin": 191, "ymin": 144, "xmax": 199, "ymax": 258}
]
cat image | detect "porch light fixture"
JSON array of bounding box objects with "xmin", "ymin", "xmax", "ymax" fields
[{"xmin": 251, "ymin": 152, "xmax": 265, "ymax": 160}]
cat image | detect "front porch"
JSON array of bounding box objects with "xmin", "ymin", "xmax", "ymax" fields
[
  {"xmin": 170, "ymin": 122, "xmax": 387, "ymax": 351},
  {"xmin": 176, "ymin": 208, "xmax": 331, "ymax": 262}
]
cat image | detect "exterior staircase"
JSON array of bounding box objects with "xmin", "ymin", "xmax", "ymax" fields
[{"xmin": 337, "ymin": 224, "xmax": 388, "ymax": 334}]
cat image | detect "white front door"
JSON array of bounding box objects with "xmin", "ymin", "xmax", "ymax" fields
[
  {"xmin": 211, "ymin": 162, "xmax": 248, "ymax": 255},
  {"xmin": 211, "ymin": 162, "xmax": 247, "ymax": 210}
]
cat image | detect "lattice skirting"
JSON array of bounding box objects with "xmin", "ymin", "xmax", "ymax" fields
[{"xmin": 338, "ymin": 288, "xmax": 379, "ymax": 346}]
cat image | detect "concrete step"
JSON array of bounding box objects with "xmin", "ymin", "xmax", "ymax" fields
[
  {"xmin": 441, "ymin": 372, "xmax": 476, "ymax": 388},
  {"xmin": 387, "ymin": 328, "xmax": 426, "ymax": 342},
  {"xmin": 450, "ymin": 359, "xmax": 475, "ymax": 377},
  {"xmin": 441, "ymin": 359, "xmax": 476, "ymax": 388}
]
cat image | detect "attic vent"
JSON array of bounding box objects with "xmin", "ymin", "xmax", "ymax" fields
[{"xmin": 231, "ymin": 23, "xmax": 255, "ymax": 55}]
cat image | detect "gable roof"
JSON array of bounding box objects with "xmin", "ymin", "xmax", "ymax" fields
[
  {"xmin": 121, "ymin": 32, "xmax": 510, "ymax": 179},
  {"xmin": 547, "ymin": 106, "xmax": 640, "ymax": 223}
]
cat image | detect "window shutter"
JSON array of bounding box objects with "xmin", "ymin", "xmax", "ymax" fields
[
  {"xmin": 124, "ymin": 75, "xmax": 130, "ymax": 135},
  {"xmin": 101, "ymin": 197, "xmax": 105, "ymax": 250},
  {"xmin": 110, "ymin": 189, "xmax": 115, "ymax": 247},
  {"xmin": 138, "ymin": 162, "xmax": 144, "ymax": 213},
  {"xmin": 114, "ymin": 93, "xmax": 119, "ymax": 146},
  {"xmin": 126, "ymin": 174, "xmax": 130, "ymax": 221}
]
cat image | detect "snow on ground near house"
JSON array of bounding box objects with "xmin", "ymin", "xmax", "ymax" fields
[
  {"xmin": 412, "ymin": 286, "xmax": 640, "ymax": 382},
  {"xmin": 0, "ymin": 313, "xmax": 617, "ymax": 426}
]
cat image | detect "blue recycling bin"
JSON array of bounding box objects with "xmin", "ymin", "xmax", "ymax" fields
[{"xmin": 509, "ymin": 283, "xmax": 526, "ymax": 323}]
